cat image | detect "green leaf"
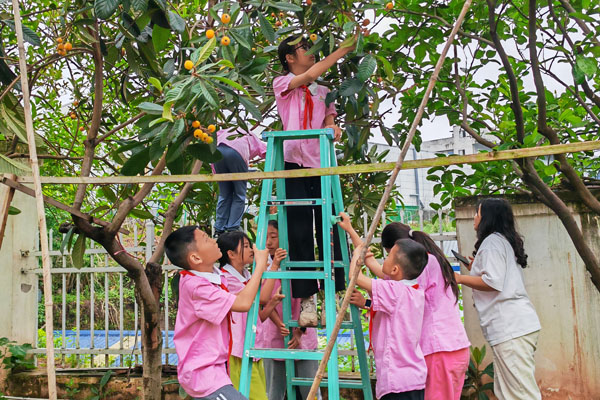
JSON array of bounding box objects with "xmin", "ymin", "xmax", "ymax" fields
[
  {"xmin": 138, "ymin": 102, "xmax": 163, "ymax": 114},
  {"xmin": 209, "ymin": 76, "xmax": 249, "ymax": 96},
  {"xmin": 258, "ymin": 12, "xmax": 275, "ymax": 44},
  {"xmin": 376, "ymin": 55, "xmax": 393, "ymax": 80},
  {"xmin": 71, "ymin": 234, "xmax": 86, "ymax": 269},
  {"xmin": 239, "ymin": 96, "xmax": 262, "ymax": 120},
  {"xmin": 131, "ymin": 0, "xmax": 148, "ymax": 11},
  {"xmin": 287, "ymin": 35, "xmax": 303, "ymax": 46},
  {"xmin": 129, "ymin": 208, "xmax": 154, "ymax": 219},
  {"xmin": 152, "ymin": 24, "xmax": 170, "ymax": 52},
  {"xmin": 148, "ymin": 77, "xmax": 162, "ymax": 92},
  {"xmin": 304, "ymin": 38, "xmax": 324, "ymax": 56},
  {"xmin": 357, "ymin": 54, "xmax": 376, "ymax": 82},
  {"xmin": 198, "ymin": 81, "xmax": 219, "ymax": 108},
  {"xmin": 60, "ymin": 226, "xmax": 75, "ymax": 255},
  {"xmin": 167, "ymin": 11, "xmax": 186, "ymax": 33},
  {"xmin": 94, "ymin": 0, "xmax": 120, "ymax": 19},
  {"xmin": 0, "ymin": 104, "xmax": 28, "ymax": 144},
  {"xmin": 267, "ymin": 1, "xmax": 303, "ymax": 12},
  {"xmin": 576, "ymin": 56, "xmax": 597, "ymax": 77},
  {"xmin": 8, "ymin": 206, "xmax": 20, "ymax": 215},
  {"xmin": 193, "ymin": 37, "xmax": 216, "ymax": 66},
  {"xmin": 99, "ymin": 370, "xmax": 113, "ymax": 388},
  {"xmin": 121, "ymin": 147, "xmax": 150, "ymax": 175},
  {"xmin": 162, "ymin": 102, "xmax": 174, "ymax": 121},
  {"xmin": 4, "ymin": 21, "xmax": 41, "ymax": 47},
  {"xmin": 0, "ymin": 153, "xmax": 31, "ymax": 174},
  {"xmin": 229, "ymin": 30, "xmax": 252, "ymax": 50},
  {"xmin": 572, "ymin": 65, "xmax": 585, "ymax": 85},
  {"xmin": 339, "ymin": 78, "xmax": 363, "ymax": 97},
  {"xmin": 187, "ymin": 143, "xmax": 223, "ymax": 163}
]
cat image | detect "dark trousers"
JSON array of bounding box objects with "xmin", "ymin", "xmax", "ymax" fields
[
  {"xmin": 380, "ymin": 389, "xmax": 425, "ymax": 400},
  {"xmin": 284, "ymin": 162, "xmax": 345, "ymax": 298}
]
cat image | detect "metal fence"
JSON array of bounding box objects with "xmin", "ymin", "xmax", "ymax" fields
[{"xmin": 29, "ymin": 210, "xmax": 457, "ymax": 371}]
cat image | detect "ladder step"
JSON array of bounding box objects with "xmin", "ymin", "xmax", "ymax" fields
[
  {"xmin": 281, "ymin": 261, "xmax": 348, "ymax": 269},
  {"xmin": 262, "ymin": 271, "xmax": 326, "ymax": 279},
  {"xmin": 247, "ymin": 348, "xmax": 324, "ymax": 361},
  {"xmin": 262, "ymin": 128, "xmax": 334, "ymax": 140},
  {"xmin": 285, "ymin": 320, "xmax": 356, "ymax": 330},
  {"xmin": 267, "ymin": 199, "xmax": 322, "ymax": 206},
  {"xmin": 291, "ymin": 377, "xmax": 367, "ymax": 389}
]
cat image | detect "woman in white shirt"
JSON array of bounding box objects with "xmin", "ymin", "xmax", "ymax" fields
[{"xmin": 456, "ymin": 198, "xmax": 541, "ymax": 400}]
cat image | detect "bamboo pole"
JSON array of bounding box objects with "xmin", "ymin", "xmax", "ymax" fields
[
  {"xmin": 14, "ymin": 139, "xmax": 600, "ymax": 185},
  {"xmin": 11, "ymin": 2, "xmax": 57, "ymax": 399},
  {"xmin": 306, "ymin": 0, "xmax": 474, "ymax": 397}
]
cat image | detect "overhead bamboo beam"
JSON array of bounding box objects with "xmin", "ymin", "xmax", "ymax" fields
[
  {"xmin": 11, "ymin": 1, "xmax": 57, "ymax": 399},
  {"xmin": 14, "ymin": 140, "xmax": 600, "ymax": 185}
]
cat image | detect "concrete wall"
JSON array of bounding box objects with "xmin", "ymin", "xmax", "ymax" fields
[
  {"xmin": 455, "ymin": 196, "xmax": 600, "ymax": 399},
  {"xmin": 0, "ymin": 185, "xmax": 38, "ymax": 344}
]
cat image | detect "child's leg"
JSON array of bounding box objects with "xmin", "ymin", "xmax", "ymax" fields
[
  {"xmin": 379, "ymin": 389, "xmax": 424, "ymax": 400},
  {"xmin": 424, "ymin": 348, "xmax": 470, "ymax": 400},
  {"xmin": 229, "ymin": 356, "xmax": 268, "ymax": 400},
  {"xmin": 192, "ymin": 384, "xmax": 248, "ymax": 400},
  {"xmin": 226, "ymin": 178, "xmax": 248, "ymax": 231},
  {"xmin": 295, "ymin": 359, "xmax": 322, "ymax": 400},
  {"xmin": 263, "ymin": 359, "xmax": 286, "ymax": 400},
  {"xmin": 215, "ymin": 181, "xmax": 234, "ymax": 233}
]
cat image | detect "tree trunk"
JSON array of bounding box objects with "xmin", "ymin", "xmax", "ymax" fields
[{"xmin": 139, "ymin": 262, "xmax": 164, "ymax": 400}]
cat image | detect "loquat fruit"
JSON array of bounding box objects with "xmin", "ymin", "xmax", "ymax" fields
[
  {"xmin": 206, "ymin": 29, "xmax": 215, "ymax": 39},
  {"xmin": 184, "ymin": 60, "xmax": 194, "ymax": 70},
  {"xmin": 386, "ymin": 2, "xmax": 393, "ymax": 10},
  {"xmin": 57, "ymin": 43, "xmax": 65, "ymax": 51},
  {"xmin": 306, "ymin": 0, "xmax": 312, "ymax": 5},
  {"xmin": 221, "ymin": 13, "xmax": 231, "ymax": 24},
  {"xmin": 193, "ymin": 129, "xmax": 203, "ymax": 139},
  {"xmin": 65, "ymin": 42, "xmax": 72, "ymax": 51},
  {"xmin": 279, "ymin": 12, "xmax": 284, "ymax": 17},
  {"xmin": 310, "ymin": 33, "xmax": 318, "ymax": 42},
  {"xmin": 79, "ymin": 126, "xmax": 85, "ymax": 132},
  {"xmin": 57, "ymin": 37, "xmax": 63, "ymax": 43},
  {"xmin": 192, "ymin": 120, "xmax": 201, "ymax": 128},
  {"xmin": 252, "ymin": 47, "xmax": 256, "ymax": 51},
  {"xmin": 362, "ymin": 19, "xmax": 370, "ymax": 26},
  {"xmin": 207, "ymin": 124, "xmax": 216, "ymax": 133},
  {"xmin": 205, "ymin": 136, "xmax": 214, "ymax": 144},
  {"xmin": 70, "ymin": 113, "xmax": 76, "ymax": 119},
  {"xmin": 73, "ymin": 100, "xmax": 79, "ymax": 107},
  {"xmin": 271, "ymin": 12, "xmax": 276, "ymax": 17},
  {"xmin": 275, "ymin": 20, "xmax": 282, "ymax": 26},
  {"xmin": 221, "ymin": 36, "xmax": 230, "ymax": 46}
]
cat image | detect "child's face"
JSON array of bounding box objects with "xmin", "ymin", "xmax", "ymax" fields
[
  {"xmin": 192, "ymin": 229, "xmax": 221, "ymax": 265},
  {"xmin": 288, "ymin": 43, "xmax": 315, "ymax": 71},
  {"xmin": 232, "ymin": 237, "xmax": 254, "ymax": 266},
  {"xmin": 266, "ymin": 225, "xmax": 279, "ymax": 255},
  {"xmin": 382, "ymin": 244, "xmax": 402, "ymax": 278}
]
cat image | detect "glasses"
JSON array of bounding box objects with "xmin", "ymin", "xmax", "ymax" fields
[{"xmin": 293, "ymin": 43, "xmax": 310, "ymax": 52}]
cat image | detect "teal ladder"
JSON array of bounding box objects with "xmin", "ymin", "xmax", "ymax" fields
[{"xmin": 239, "ymin": 129, "xmax": 373, "ymax": 400}]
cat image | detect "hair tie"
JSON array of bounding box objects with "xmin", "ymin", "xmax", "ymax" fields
[{"xmin": 408, "ymin": 229, "xmax": 414, "ymax": 238}]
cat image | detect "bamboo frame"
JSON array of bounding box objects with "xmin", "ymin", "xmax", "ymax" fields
[
  {"xmin": 12, "ymin": 140, "xmax": 600, "ymax": 185},
  {"xmin": 0, "ymin": 174, "xmax": 16, "ymax": 250},
  {"xmin": 11, "ymin": 1, "xmax": 57, "ymax": 399}
]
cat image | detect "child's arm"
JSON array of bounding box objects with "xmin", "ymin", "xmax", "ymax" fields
[
  {"xmin": 259, "ymin": 289, "xmax": 285, "ymax": 322},
  {"xmin": 287, "ymin": 43, "xmax": 355, "ymax": 91},
  {"xmin": 338, "ymin": 212, "xmax": 385, "ymax": 279},
  {"xmin": 231, "ymin": 246, "xmax": 269, "ymax": 312},
  {"xmin": 350, "ymin": 246, "xmax": 373, "ymax": 295},
  {"xmin": 259, "ymin": 248, "xmax": 287, "ymax": 304},
  {"xmin": 455, "ymin": 273, "xmax": 497, "ymax": 292},
  {"xmin": 268, "ymin": 310, "xmax": 290, "ymax": 336}
]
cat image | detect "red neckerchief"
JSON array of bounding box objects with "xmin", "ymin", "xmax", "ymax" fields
[
  {"xmin": 368, "ymin": 283, "xmax": 419, "ymax": 352},
  {"xmin": 299, "ymin": 85, "xmax": 314, "ymax": 129},
  {"xmin": 180, "ymin": 270, "xmax": 233, "ymax": 371}
]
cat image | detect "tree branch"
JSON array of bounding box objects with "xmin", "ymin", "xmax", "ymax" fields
[
  {"xmin": 558, "ymin": 0, "xmax": 600, "ymax": 47},
  {"xmin": 96, "ymin": 112, "xmax": 146, "ymax": 144},
  {"xmin": 149, "ymin": 160, "xmax": 203, "ymax": 264}
]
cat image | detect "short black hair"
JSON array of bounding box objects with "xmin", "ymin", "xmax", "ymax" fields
[
  {"xmin": 268, "ymin": 220, "xmax": 278, "ymax": 230},
  {"xmin": 165, "ymin": 226, "xmax": 199, "ymax": 269},
  {"xmin": 392, "ymin": 239, "xmax": 428, "ymax": 280},
  {"xmin": 217, "ymin": 231, "xmax": 251, "ymax": 267},
  {"xmin": 278, "ymin": 35, "xmax": 310, "ymax": 71}
]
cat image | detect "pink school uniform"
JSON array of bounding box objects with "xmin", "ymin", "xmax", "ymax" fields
[
  {"xmin": 173, "ymin": 268, "xmax": 236, "ymax": 398},
  {"xmin": 273, "ymin": 73, "xmax": 337, "ymax": 168},
  {"xmin": 216, "ymin": 128, "xmax": 267, "ymax": 166},
  {"xmin": 418, "ymin": 254, "xmax": 470, "ymax": 399},
  {"xmin": 371, "ymin": 278, "xmax": 427, "ymax": 398}
]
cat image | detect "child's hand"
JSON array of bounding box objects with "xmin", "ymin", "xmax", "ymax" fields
[
  {"xmin": 350, "ymin": 245, "xmax": 365, "ymax": 277},
  {"xmin": 268, "ymin": 289, "xmax": 285, "ymax": 307},
  {"xmin": 278, "ymin": 322, "xmax": 290, "ymax": 337},
  {"xmin": 337, "ymin": 212, "xmax": 353, "ymax": 232},
  {"xmin": 287, "ymin": 328, "xmax": 304, "ymax": 349},
  {"xmin": 349, "ymin": 289, "xmax": 367, "ymax": 309},
  {"xmin": 272, "ymin": 248, "xmax": 287, "ymax": 269},
  {"xmin": 253, "ymin": 245, "xmax": 269, "ymax": 271},
  {"xmin": 324, "ymin": 124, "xmax": 342, "ymax": 142},
  {"xmin": 467, "ymin": 256, "xmax": 474, "ymax": 271},
  {"xmin": 365, "ymin": 249, "xmax": 375, "ymax": 260},
  {"xmin": 454, "ymin": 272, "xmax": 462, "ymax": 284}
]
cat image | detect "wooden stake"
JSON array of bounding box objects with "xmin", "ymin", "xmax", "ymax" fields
[
  {"xmin": 0, "ymin": 174, "xmax": 16, "ymax": 250},
  {"xmin": 307, "ymin": 0, "xmax": 474, "ymax": 397},
  {"xmin": 11, "ymin": 2, "xmax": 57, "ymax": 399},
  {"xmin": 14, "ymin": 139, "xmax": 600, "ymax": 185}
]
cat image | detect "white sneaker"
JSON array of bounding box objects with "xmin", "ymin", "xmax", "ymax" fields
[{"xmin": 299, "ymin": 297, "xmax": 318, "ymax": 327}]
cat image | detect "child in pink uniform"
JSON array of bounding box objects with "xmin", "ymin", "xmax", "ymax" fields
[
  {"xmin": 351, "ymin": 238, "xmax": 429, "ymax": 400},
  {"xmin": 166, "ymin": 226, "xmax": 269, "ymax": 400},
  {"xmin": 258, "ymin": 221, "xmax": 323, "ymax": 400},
  {"xmin": 339, "ymin": 213, "xmax": 470, "ymax": 400},
  {"xmin": 217, "ymin": 231, "xmax": 285, "ymax": 399},
  {"xmin": 273, "ymin": 35, "xmax": 355, "ymax": 326}
]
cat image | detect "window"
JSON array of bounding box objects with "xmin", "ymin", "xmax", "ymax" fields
[
  {"xmin": 458, "ymin": 149, "xmax": 466, "ymax": 155},
  {"xmin": 459, "ymin": 128, "xmax": 467, "ymax": 138}
]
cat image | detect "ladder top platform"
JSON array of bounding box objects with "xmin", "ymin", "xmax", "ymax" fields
[{"xmin": 262, "ymin": 128, "xmax": 334, "ymax": 140}]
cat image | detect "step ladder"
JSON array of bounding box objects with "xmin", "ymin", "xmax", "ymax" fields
[{"xmin": 239, "ymin": 128, "xmax": 373, "ymax": 400}]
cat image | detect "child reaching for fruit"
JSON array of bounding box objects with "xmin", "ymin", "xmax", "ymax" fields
[{"xmin": 273, "ymin": 34, "xmax": 355, "ymax": 327}]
